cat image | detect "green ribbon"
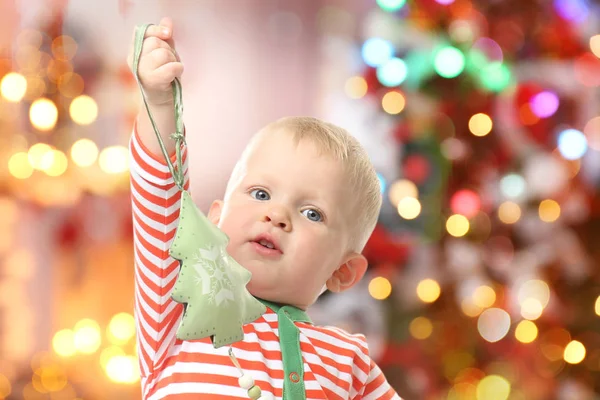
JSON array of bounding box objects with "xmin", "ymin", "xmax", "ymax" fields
[
  {"xmin": 132, "ymin": 23, "xmax": 186, "ymax": 191},
  {"xmin": 258, "ymin": 299, "xmax": 311, "ymax": 400}
]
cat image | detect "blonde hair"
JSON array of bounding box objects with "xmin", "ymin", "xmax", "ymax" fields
[{"xmin": 226, "ymin": 116, "xmax": 382, "ymax": 252}]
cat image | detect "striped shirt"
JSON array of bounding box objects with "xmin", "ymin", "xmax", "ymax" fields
[{"xmin": 129, "ymin": 128, "xmax": 402, "ymax": 400}]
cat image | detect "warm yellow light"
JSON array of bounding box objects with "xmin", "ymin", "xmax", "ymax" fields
[
  {"xmin": 388, "ymin": 179, "xmax": 418, "ymax": 206},
  {"xmin": 446, "ymin": 214, "xmax": 469, "ymax": 237},
  {"xmin": 27, "ymin": 143, "xmax": 52, "ymax": 170},
  {"xmin": 595, "ymin": 296, "xmax": 600, "ymax": 316},
  {"xmin": 98, "ymin": 146, "xmax": 129, "ymax": 174},
  {"xmin": 382, "ymin": 91, "xmax": 406, "ymax": 115},
  {"xmin": 52, "ymin": 330, "xmax": 76, "ymax": 357},
  {"xmin": 515, "ymin": 320, "xmax": 538, "ymax": 344},
  {"xmin": 461, "ymin": 298, "xmax": 484, "ymax": 317},
  {"xmin": 539, "ymin": 199, "xmax": 560, "ymax": 222},
  {"xmin": 476, "ymin": 375, "xmax": 511, "ymax": 400},
  {"xmin": 416, "ymin": 279, "xmax": 441, "ymax": 303},
  {"xmin": 8, "ymin": 152, "xmax": 33, "ymax": 179},
  {"xmin": 409, "ymin": 317, "xmax": 433, "ymax": 340},
  {"xmin": 104, "ymin": 355, "xmax": 140, "ymax": 384},
  {"xmin": 29, "ymin": 98, "xmax": 58, "ymax": 131},
  {"xmin": 397, "ymin": 196, "xmax": 421, "ymax": 220},
  {"xmin": 473, "ymin": 285, "xmax": 496, "ymax": 308},
  {"xmin": 41, "ymin": 150, "xmax": 68, "ymax": 177},
  {"xmin": 100, "ymin": 346, "xmax": 126, "ymax": 369},
  {"xmin": 108, "ymin": 313, "xmax": 136, "ymax": 345},
  {"xmin": 368, "ymin": 277, "xmax": 392, "ymax": 300},
  {"xmin": 1, "ymin": 72, "xmax": 27, "ymax": 102},
  {"xmin": 564, "ymin": 340, "xmax": 586, "ymax": 364},
  {"xmin": 344, "ymin": 76, "xmax": 368, "ymax": 99},
  {"xmin": 469, "ymin": 113, "xmax": 493, "ymax": 137},
  {"xmin": 70, "ymin": 139, "xmax": 98, "ymax": 167},
  {"xmin": 591, "ymin": 35, "xmax": 600, "ymax": 59},
  {"xmin": 37, "ymin": 365, "xmax": 68, "ymax": 392},
  {"xmin": 520, "ymin": 298, "xmax": 543, "ymax": 320},
  {"xmin": 73, "ymin": 319, "xmax": 101, "ymax": 354},
  {"xmin": 498, "ymin": 201, "xmax": 521, "ymax": 224},
  {"xmin": 69, "ymin": 95, "xmax": 98, "ymax": 125},
  {"xmin": 518, "ymin": 280, "xmax": 550, "ymax": 308}
]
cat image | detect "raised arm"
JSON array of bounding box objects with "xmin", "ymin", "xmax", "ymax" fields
[{"xmin": 127, "ymin": 17, "xmax": 188, "ymax": 377}]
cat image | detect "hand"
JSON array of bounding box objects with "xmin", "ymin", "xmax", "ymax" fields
[{"xmin": 127, "ymin": 17, "xmax": 184, "ymax": 105}]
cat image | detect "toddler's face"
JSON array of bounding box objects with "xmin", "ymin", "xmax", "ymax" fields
[{"xmin": 208, "ymin": 131, "xmax": 358, "ymax": 309}]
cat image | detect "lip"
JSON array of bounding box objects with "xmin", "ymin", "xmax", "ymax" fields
[{"xmin": 250, "ymin": 232, "xmax": 283, "ymax": 257}]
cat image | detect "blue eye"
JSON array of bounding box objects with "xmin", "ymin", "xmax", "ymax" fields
[
  {"xmin": 302, "ymin": 209, "xmax": 322, "ymax": 222},
  {"xmin": 250, "ymin": 189, "xmax": 270, "ymax": 201}
]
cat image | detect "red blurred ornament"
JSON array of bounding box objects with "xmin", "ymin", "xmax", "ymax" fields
[
  {"xmin": 403, "ymin": 154, "xmax": 430, "ymax": 183},
  {"xmin": 363, "ymin": 225, "xmax": 410, "ymax": 267},
  {"xmin": 450, "ymin": 189, "xmax": 481, "ymax": 218}
]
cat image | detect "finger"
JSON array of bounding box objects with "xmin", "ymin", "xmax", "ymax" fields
[
  {"xmin": 159, "ymin": 17, "xmax": 173, "ymax": 33},
  {"xmin": 151, "ymin": 62, "xmax": 184, "ymax": 84},
  {"xmin": 145, "ymin": 47, "xmax": 178, "ymax": 70},
  {"xmin": 143, "ymin": 24, "xmax": 171, "ymax": 40},
  {"xmin": 141, "ymin": 37, "xmax": 174, "ymax": 57}
]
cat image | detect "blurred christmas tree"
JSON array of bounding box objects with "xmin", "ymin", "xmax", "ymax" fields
[{"xmin": 347, "ymin": 0, "xmax": 600, "ymax": 399}]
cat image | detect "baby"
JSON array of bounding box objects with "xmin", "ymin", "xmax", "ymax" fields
[{"xmin": 128, "ymin": 18, "xmax": 401, "ymax": 400}]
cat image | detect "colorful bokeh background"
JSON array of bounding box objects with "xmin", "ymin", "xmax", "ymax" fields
[{"xmin": 1, "ymin": 0, "xmax": 600, "ymax": 399}]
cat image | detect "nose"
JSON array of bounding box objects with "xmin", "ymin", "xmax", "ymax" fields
[{"xmin": 263, "ymin": 206, "xmax": 292, "ymax": 231}]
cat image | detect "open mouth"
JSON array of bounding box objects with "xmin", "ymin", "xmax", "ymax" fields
[
  {"xmin": 250, "ymin": 235, "xmax": 282, "ymax": 256},
  {"xmin": 257, "ymin": 239, "xmax": 275, "ymax": 249}
]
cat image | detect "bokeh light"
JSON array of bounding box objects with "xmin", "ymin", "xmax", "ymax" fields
[
  {"xmin": 397, "ymin": 196, "xmax": 421, "ymax": 219},
  {"xmin": 557, "ymin": 129, "xmax": 587, "ymax": 160},
  {"xmin": 520, "ymin": 298, "xmax": 544, "ymax": 320},
  {"xmin": 369, "ymin": 277, "xmax": 392, "ymax": 300},
  {"xmin": 409, "ymin": 317, "xmax": 433, "ymax": 340},
  {"xmin": 476, "ymin": 375, "xmax": 511, "ymax": 400},
  {"xmin": 518, "ymin": 280, "xmax": 550, "ymax": 308},
  {"xmin": 530, "ymin": 91, "xmax": 559, "ymax": 118},
  {"xmin": 362, "ymin": 38, "xmax": 394, "ymax": 67},
  {"xmin": 73, "ymin": 319, "xmax": 101, "ymax": 354},
  {"xmin": 446, "ymin": 214, "xmax": 470, "ymax": 237},
  {"xmin": 434, "ymin": 46, "xmax": 465, "ymax": 78},
  {"xmin": 563, "ymin": 340, "xmax": 586, "ymax": 364},
  {"xmin": 595, "ymin": 296, "xmax": 600, "ymax": 316},
  {"xmin": 69, "ymin": 95, "xmax": 98, "ymax": 125},
  {"xmin": 538, "ymin": 199, "xmax": 560, "ymax": 222},
  {"xmin": 8, "ymin": 152, "xmax": 34, "ymax": 179},
  {"xmin": 416, "ymin": 279, "xmax": 441, "ymax": 303},
  {"xmin": 29, "ymin": 98, "xmax": 58, "ymax": 131},
  {"xmin": 377, "ymin": 58, "xmax": 407, "ymax": 87},
  {"xmin": 107, "ymin": 313, "xmax": 136, "ymax": 345},
  {"xmin": 472, "ymin": 285, "xmax": 496, "ymax": 308},
  {"xmin": 388, "ymin": 179, "xmax": 418, "ymax": 206},
  {"xmin": 104, "ymin": 355, "xmax": 140, "ymax": 384},
  {"xmin": 477, "ymin": 308, "xmax": 511, "ymax": 343},
  {"xmin": 1, "ymin": 72, "xmax": 27, "ymax": 102},
  {"xmin": 479, "ymin": 63, "xmax": 512, "ymax": 92},
  {"xmin": 377, "ymin": 173, "xmax": 387, "ymax": 194},
  {"xmin": 515, "ymin": 320, "xmax": 538, "ymax": 344},
  {"xmin": 376, "ymin": 0, "xmax": 406, "ymax": 12},
  {"xmin": 41, "ymin": 150, "xmax": 68, "ymax": 177},
  {"xmin": 468, "ymin": 113, "xmax": 493, "ymax": 137},
  {"xmin": 70, "ymin": 139, "xmax": 99, "ymax": 167},
  {"xmin": 344, "ymin": 76, "xmax": 368, "ymax": 99},
  {"xmin": 554, "ymin": 0, "xmax": 589, "ymax": 23},
  {"xmin": 591, "ymin": 35, "xmax": 600, "ymax": 58},
  {"xmin": 498, "ymin": 201, "xmax": 521, "ymax": 224},
  {"xmin": 98, "ymin": 146, "xmax": 129, "ymax": 174},
  {"xmin": 500, "ymin": 174, "xmax": 526, "ymax": 199},
  {"xmin": 381, "ymin": 91, "xmax": 406, "ymax": 114},
  {"xmin": 450, "ymin": 189, "xmax": 481, "ymax": 218},
  {"xmin": 52, "ymin": 330, "xmax": 76, "ymax": 357}
]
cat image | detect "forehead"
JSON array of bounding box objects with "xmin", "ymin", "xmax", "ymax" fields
[{"xmin": 244, "ymin": 131, "xmax": 352, "ymax": 203}]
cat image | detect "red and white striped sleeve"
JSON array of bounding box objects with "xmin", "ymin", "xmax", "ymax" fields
[
  {"xmin": 129, "ymin": 125, "xmax": 189, "ymax": 377},
  {"xmin": 360, "ymin": 359, "xmax": 402, "ymax": 400}
]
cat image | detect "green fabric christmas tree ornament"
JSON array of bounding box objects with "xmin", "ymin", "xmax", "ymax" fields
[
  {"xmin": 132, "ymin": 24, "xmax": 266, "ymax": 349},
  {"xmin": 169, "ymin": 191, "xmax": 266, "ymax": 347}
]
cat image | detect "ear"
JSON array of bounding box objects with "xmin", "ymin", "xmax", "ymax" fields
[
  {"xmin": 207, "ymin": 200, "xmax": 224, "ymax": 225},
  {"xmin": 326, "ymin": 253, "xmax": 368, "ymax": 293}
]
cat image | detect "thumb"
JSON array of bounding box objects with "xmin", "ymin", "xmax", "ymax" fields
[{"xmin": 159, "ymin": 17, "xmax": 173, "ymax": 33}]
